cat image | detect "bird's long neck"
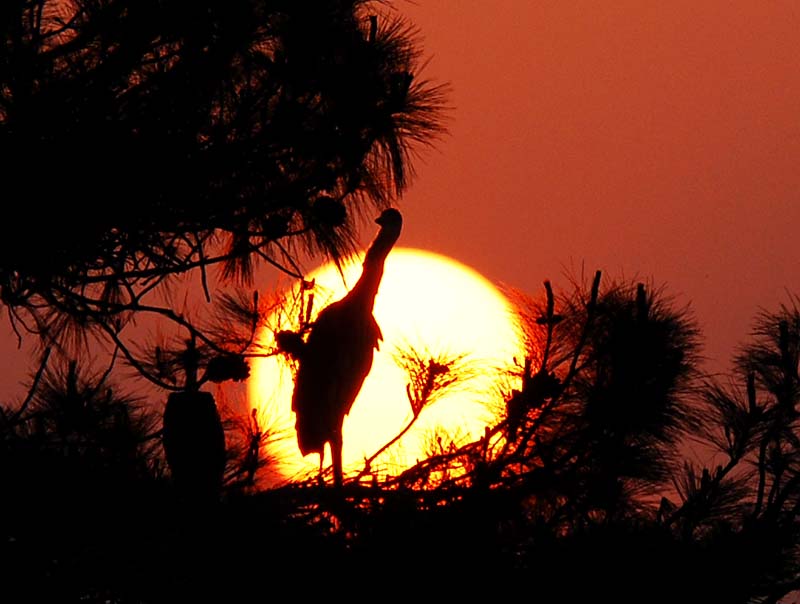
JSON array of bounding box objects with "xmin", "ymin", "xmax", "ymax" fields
[{"xmin": 350, "ymin": 226, "xmax": 400, "ymax": 309}]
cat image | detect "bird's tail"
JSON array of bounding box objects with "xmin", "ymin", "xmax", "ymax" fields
[{"xmin": 295, "ymin": 414, "xmax": 327, "ymax": 457}]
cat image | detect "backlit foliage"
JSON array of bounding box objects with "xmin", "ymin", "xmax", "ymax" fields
[{"xmin": 0, "ymin": 0, "xmax": 446, "ymax": 374}]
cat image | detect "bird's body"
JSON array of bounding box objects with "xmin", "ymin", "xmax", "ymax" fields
[
  {"xmin": 162, "ymin": 390, "xmax": 226, "ymax": 502},
  {"xmin": 292, "ymin": 298, "xmax": 383, "ymax": 457},
  {"xmin": 291, "ymin": 208, "xmax": 403, "ymax": 486}
]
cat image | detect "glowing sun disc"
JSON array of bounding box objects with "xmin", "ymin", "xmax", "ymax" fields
[{"xmin": 249, "ymin": 248, "xmax": 524, "ymax": 487}]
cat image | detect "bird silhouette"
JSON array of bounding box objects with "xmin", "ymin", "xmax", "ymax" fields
[
  {"xmin": 291, "ymin": 207, "xmax": 403, "ymax": 487},
  {"xmin": 162, "ymin": 341, "xmax": 227, "ymax": 503}
]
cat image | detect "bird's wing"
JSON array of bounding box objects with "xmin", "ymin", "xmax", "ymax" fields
[
  {"xmin": 371, "ymin": 314, "xmax": 383, "ymax": 350},
  {"xmin": 291, "ymin": 303, "xmax": 383, "ymax": 454}
]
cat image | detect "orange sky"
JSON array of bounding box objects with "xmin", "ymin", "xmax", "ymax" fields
[
  {"xmin": 396, "ymin": 0, "xmax": 800, "ymax": 375},
  {"xmin": 1, "ymin": 1, "xmax": 799, "ymax": 398}
]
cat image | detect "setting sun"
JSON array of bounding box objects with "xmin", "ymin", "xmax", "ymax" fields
[{"xmin": 249, "ymin": 247, "xmax": 525, "ymax": 487}]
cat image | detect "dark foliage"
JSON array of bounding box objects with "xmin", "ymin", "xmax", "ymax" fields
[
  {"xmin": 0, "ymin": 0, "xmax": 446, "ymax": 367},
  {"xmin": 2, "ymin": 277, "xmax": 800, "ymax": 602}
]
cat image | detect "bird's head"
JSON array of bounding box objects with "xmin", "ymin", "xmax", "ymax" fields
[
  {"xmin": 375, "ymin": 207, "xmax": 402, "ymax": 229},
  {"xmin": 367, "ymin": 208, "xmax": 402, "ymax": 257}
]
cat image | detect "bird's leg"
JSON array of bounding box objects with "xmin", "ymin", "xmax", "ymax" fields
[
  {"xmin": 317, "ymin": 452, "xmax": 325, "ymax": 487},
  {"xmin": 332, "ymin": 429, "xmax": 344, "ymax": 488}
]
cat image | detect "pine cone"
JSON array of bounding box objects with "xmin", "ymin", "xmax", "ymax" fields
[{"xmin": 205, "ymin": 355, "xmax": 251, "ymax": 383}]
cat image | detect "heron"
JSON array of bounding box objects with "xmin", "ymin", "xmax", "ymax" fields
[
  {"xmin": 162, "ymin": 341, "xmax": 227, "ymax": 503},
  {"xmin": 291, "ymin": 207, "xmax": 403, "ymax": 487}
]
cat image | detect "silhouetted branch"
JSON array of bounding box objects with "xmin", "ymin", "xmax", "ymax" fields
[
  {"xmin": 9, "ymin": 346, "xmax": 52, "ymax": 424},
  {"xmin": 1, "ymin": 0, "xmax": 447, "ymax": 391}
]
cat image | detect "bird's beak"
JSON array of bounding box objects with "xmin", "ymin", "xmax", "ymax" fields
[{"xmin": 375, "ymin": 208, "xmax": 396, "ymax": 226}]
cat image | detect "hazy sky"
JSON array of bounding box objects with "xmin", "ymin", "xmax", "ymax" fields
[
  {"xmin": 394, "ymin": 0, "xmax": 800, "ymax": 376},
  {"xmin": 1, "ymin": 1, "xmax": 799, "ymax": 399}
]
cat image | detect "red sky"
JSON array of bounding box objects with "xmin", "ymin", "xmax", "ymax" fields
[
  {"xmin": 1, "ymin": 1, "xmax": 799, "ymax": 398},
  {"xmin": 396, "ymin": 0, "xmax": 800, "ymax": 376}
]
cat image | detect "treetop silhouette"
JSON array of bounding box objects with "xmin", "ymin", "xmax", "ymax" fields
[{"xmin": 0, "ymin": 0, "xmax": 446, "ymax": 364}]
